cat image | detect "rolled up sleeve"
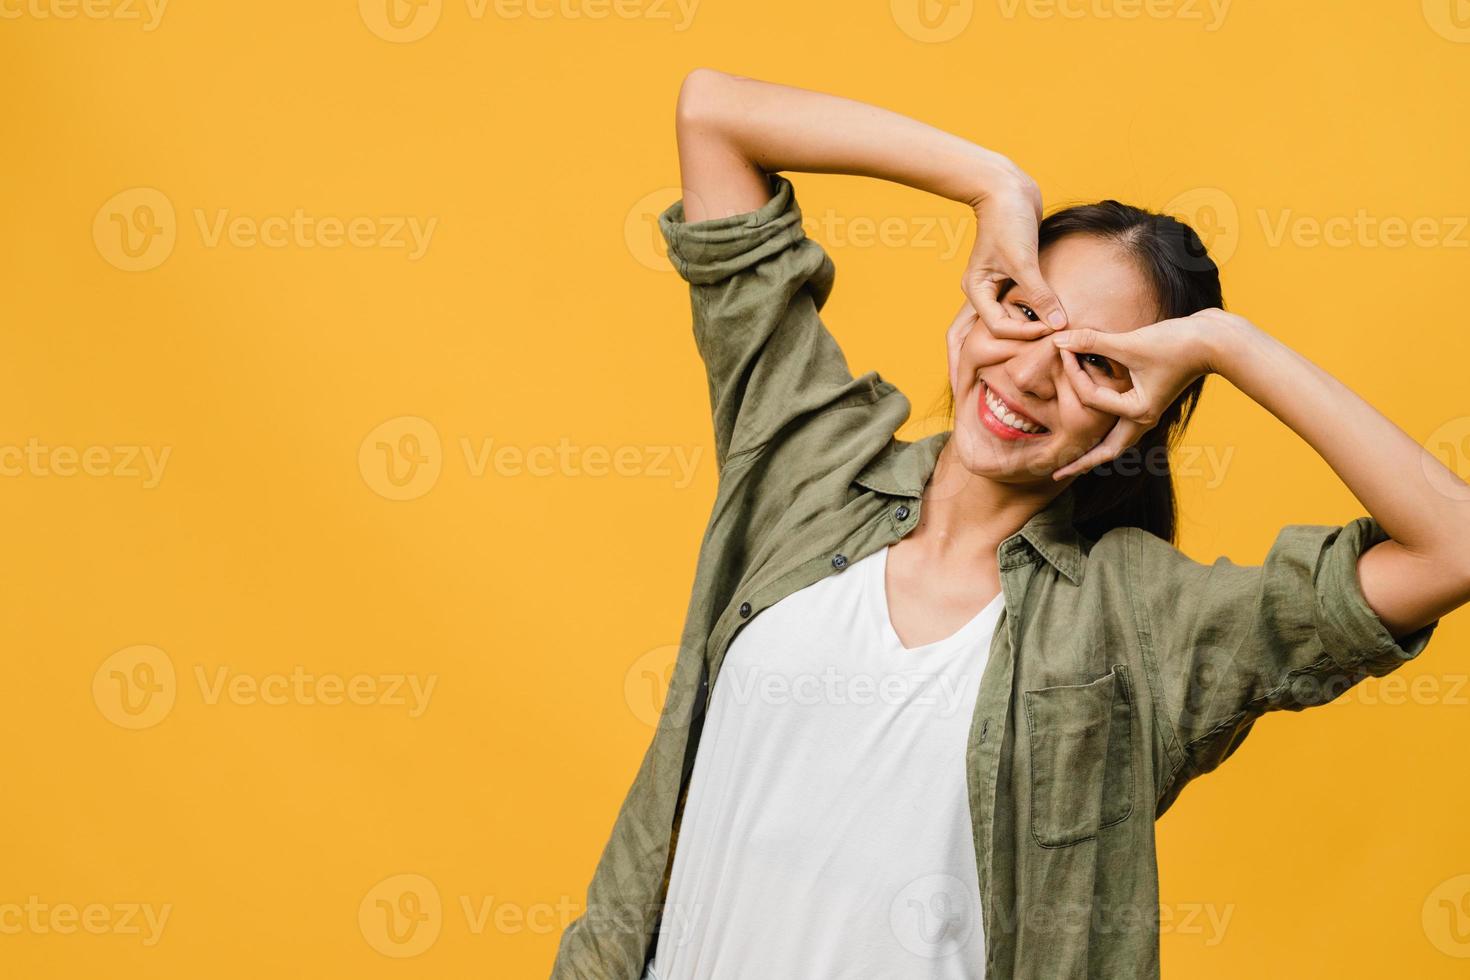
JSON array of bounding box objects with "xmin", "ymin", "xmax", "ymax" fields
[
  {"xmin": 1313, "ymin": 517, "xmax": 1436, "ymax": 676},
  {"xmin": 1131, "ymin": 518, "xmax": 1438, "ymax": 805},
  {"xmin": 658, "ymin": 174, "xmax": 859, "ymax": 470}
]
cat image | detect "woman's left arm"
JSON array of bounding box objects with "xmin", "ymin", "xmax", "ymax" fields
[{"xmin": 1052, "ymin": 309, "xmax": 1470, "ymax": 639}]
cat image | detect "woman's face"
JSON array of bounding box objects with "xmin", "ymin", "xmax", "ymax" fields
[{"xmin": 948, "ymin": 233, "xmax": 1160, "ymax": 485}]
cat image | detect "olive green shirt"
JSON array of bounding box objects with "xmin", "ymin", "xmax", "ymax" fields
[{"xmin": 550, "ymin": 174, "xmax": 1438, "ymax": 979}]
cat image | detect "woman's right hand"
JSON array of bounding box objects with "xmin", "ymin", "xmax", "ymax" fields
[
  {"xmin": 958, "ymin": 165, "xmax": 1069, "ymax": 341},
  {"xmin": 945, "ymin": 164, "xmax": 1068, "ymax": 395},
  {"xmin": 670, "ymin": 70, "xmax": 1067, "ymax": 364}
]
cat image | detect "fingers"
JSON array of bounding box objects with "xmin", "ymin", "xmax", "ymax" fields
[
  {"xmin": 1052, "ymin": 417, "xmax": 1146, "ymax": 481},
  {"xmin": 962, "ymin": 276, "xmax": 1007, "ymax": 336},
  {"xmin": 964, "ymin": 274, "xmax": 1054, "ymax": 341},
  {"xmin": 1050, "ymin": 326, "xmax": 1128, "ymax": 359},
  {"xmin": 1009, "ymin": 263, "xmax": 1068, "ymax": 330},
  {"xmin": 1055, "ymin": 344, "xmax": 1135, "ymax": 417}
]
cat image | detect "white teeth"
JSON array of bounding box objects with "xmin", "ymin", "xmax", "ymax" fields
[{"xmin": 984, "ymin": 386, "xmax": 1043, "ymax": 434}]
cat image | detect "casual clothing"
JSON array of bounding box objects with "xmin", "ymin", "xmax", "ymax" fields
[
  {"xmin": 550, "ymin": 173, "xmax": 1439, "ymax": 980},
  {"xmin": 647, "ymin": 546, "xmax": 1003, "ymax": 979}
]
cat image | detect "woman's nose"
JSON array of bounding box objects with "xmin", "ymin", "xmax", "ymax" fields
[{"xmin": 1006, "ymin": 337, "xmax": 1059, "ymax": 401}]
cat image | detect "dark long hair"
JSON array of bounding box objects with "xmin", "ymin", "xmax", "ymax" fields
[{"xmin": 946, "ymin": 201, "xmax": 1223, "ymax": 544}]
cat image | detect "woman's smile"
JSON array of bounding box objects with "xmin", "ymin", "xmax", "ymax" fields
[{"xmin": 978, "ymin": 379, "xmax": 1049, "ymax": 440}]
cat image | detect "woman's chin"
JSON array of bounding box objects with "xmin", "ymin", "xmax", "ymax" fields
[{"xmin": 949, "ymin": 418, "xmax": 1057, "ymax": 484}]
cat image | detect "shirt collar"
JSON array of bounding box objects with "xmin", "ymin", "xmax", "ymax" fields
[{"xmin": 853, "ymin": 429, "xmax": 1085, "ymax": 585}]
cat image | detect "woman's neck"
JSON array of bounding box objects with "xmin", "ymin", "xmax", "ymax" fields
[{"xmin": 908, "ymin": 439, "xmax": 1068, "ymax": 562}]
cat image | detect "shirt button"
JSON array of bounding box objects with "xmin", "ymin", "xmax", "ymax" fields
[
  {"xmin": 738, "ymin": 601, "xmax": 752, "ymax": 618},
  {"xmin": 894, "ymin": 505, "xmax": 911, "ymax": 521},
  {"xmin": 831, "ymin": 554, "xmax": 849, "ymax": 570}
]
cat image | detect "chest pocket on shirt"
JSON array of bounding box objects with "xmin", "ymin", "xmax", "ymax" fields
[{"xmin": 1023, "ymin": 664, "xmax": 1136, "ymax": 848}]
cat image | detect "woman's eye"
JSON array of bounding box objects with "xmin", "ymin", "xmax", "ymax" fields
[
  {"xmin": 1077, "ymin": 352, "xmax": 1115, "ymax": 378},
  {"xmin": 1014, "ymin": 303, "xmax": 1039, "ymax": 322}
]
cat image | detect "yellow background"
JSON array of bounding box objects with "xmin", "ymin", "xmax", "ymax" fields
[{"xmin": 4, "ymin": 0, "xmax": 1470, "ymax": 976}]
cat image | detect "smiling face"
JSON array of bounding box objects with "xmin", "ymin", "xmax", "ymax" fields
[{"xmin": 948, "ymin": 232, "xmax": 1162, "ymax": 484}]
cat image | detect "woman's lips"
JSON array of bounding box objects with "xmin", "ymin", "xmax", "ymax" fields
[{"xmin": 978, "ymin": 381, "xmax": 1048, "ymax": 441}]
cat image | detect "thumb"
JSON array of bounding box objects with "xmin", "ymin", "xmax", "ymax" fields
[
  {"xmin": 962, "ymin": 276, "xmax": 1012, "ymax": 340},
  {"xmin": 1050, "ymin": 326, "xmax": 1125, "ymax": 357},
  {"xmin": 1011, "ymin": 265, "xmax": 1068, "ymax": 330}
]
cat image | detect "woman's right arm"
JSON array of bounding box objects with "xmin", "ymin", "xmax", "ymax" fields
[{"xmin": 673, "ymin": 68, "xmax": 1069, "ymax": 335}]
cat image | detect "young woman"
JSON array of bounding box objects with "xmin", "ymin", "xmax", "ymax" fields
[{"xmin": 551, "ymin": 70, "xmax": 1470, "ymax": 980}]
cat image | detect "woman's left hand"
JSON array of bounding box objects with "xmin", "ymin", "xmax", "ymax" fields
[{"xmin": 1048, "ymin": 307, "xmax": 1247, "ymax": 480}]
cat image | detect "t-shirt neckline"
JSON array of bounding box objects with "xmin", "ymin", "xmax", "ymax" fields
[{"xmin": 865, "ymin": 545, "xmax": 1004, "ymax": 655}]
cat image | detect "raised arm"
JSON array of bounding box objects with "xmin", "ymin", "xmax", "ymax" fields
[
  {"xmin": 672, "ymin": 68, "xmax": 1070, "ymax": 336},
  {"xmin": 1210, "ymin": 317, "xmax": 1470, "ymax": 638},
  {"xmin": 1054, "ymin": 308, "xmax": 1470, "ymax": 640}
]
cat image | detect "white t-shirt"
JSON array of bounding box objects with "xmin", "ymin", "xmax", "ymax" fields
[{"xmin": 647, "ymin": 544, "xmax": 1004, "ymax": 980}]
